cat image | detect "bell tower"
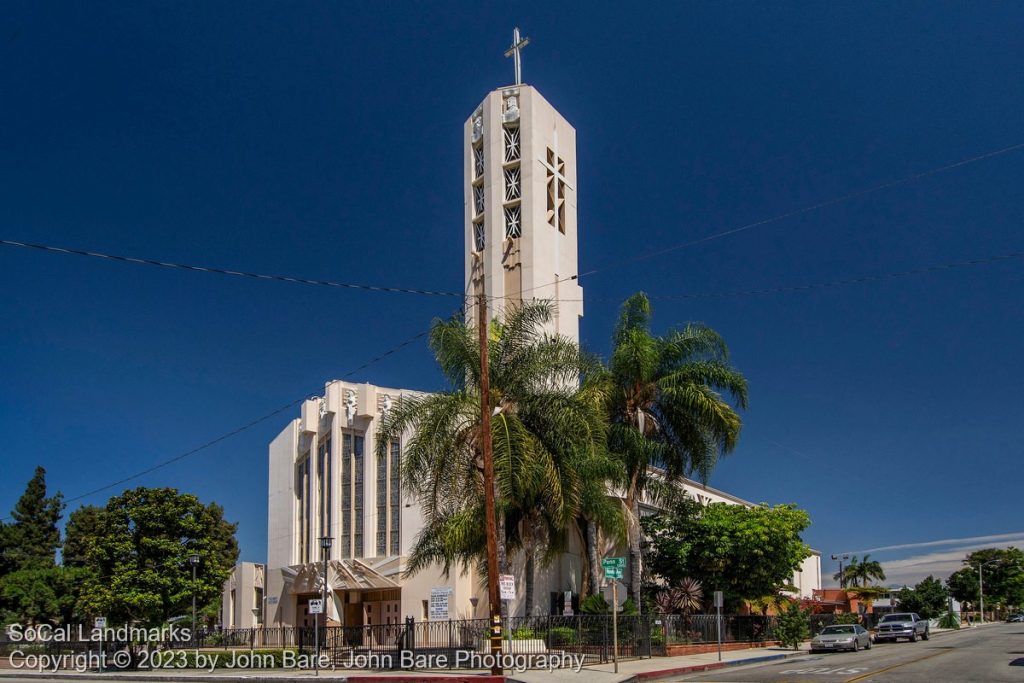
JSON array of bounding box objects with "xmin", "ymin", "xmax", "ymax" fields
[{"xmin": 463, "ymin": 35, "xmax": 583, "ymax": 343}]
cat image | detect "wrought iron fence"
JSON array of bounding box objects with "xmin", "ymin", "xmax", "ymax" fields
[{"xmin": 651, "ymin": 614, "xmax": 779, "ymax": 653}]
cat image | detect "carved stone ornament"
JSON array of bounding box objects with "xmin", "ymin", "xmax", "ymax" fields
[
  {"xmin": 318, "ymin": 397, "xmax": 328, "ymax": 419},
  {"xmin": 472, "ymin": 114, "xmax": 483, "ymax": 143},
  {"xmin": 503, "ymin": 96, "xmax": 520, "ymax": 124},
  {"xmin": 381, "ymin": 394, "xmax": 393, "ymax": 416},
  {"xmin": 344, "ymin": 390, "xmax": 357, "ymax": 422}
]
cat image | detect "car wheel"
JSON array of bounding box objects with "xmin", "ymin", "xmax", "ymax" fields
[
  {"xmin": 866, "ymin": 638, "xmax": 872, "ymax": 650},
  {"xmin": 852, "ymin": 639, "xmax": 859, "ymax": 652},
  {"xmin": 910, "ymin": 631, "xmax": 918, "ymax": 642},
  {"xmin": 922, "ymin": 629, "xmax": 929, "ymax": 641}
]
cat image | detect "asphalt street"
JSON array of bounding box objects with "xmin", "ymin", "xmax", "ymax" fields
[{"xmin": 677, "ymin": 622, "xmax": 1023, "ymax": 682}]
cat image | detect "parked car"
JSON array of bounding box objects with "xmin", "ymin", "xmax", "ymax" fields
[
  {"xmin": 874, "ymin": 612, "xmax": 929, "ymax": 642},
  {"xmin": 1007, "ymin": 613, "xmax": 1024, "ymax": 623},
  {"xmin": 810, "ymin": 624, "xmax": 872, "ymax": 653}
]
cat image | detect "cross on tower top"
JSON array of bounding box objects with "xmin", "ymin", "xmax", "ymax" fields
[{"xmin": 504, "ymin": 27, "xmax": 530, "ymax": 85}]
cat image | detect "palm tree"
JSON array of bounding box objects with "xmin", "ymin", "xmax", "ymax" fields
[
  {"xmin": 835, "ymin": 556, "xmax": 860, "ymax": 588},
  {"xmin": 376, "ymin": 301, "xmax": 621, "ymax": 612},
  {"xmin": 606, "ymin": 293, "xmax": 748, "ymax": 610},
  {"xmin": 860, "ymin": 557, "xmax": 884, "ymax": 589}
]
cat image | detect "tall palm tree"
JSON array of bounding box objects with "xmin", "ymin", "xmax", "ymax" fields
[
  {"xmin": 376, "ymin": 301, "xmax": 621, "ymax": 612},
  {"xmin": 606, "ymin": 293, "xmax": 748, "ymax": 610},
  {"xmin": 855, "ymin": 554, "xmax": 886, "ymax": 587}
]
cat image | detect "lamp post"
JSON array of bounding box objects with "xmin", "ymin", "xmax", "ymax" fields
[
  {"xmin": 317, "ymin": 536, "xmax": 333, "ymax": 672},
  {"xmin": 189, "ymin": 553, "xmax": 201, "ymax": 643},
  {"xmin": 831, "ymin": 553, "xmax": 850, "ymax": 589}
]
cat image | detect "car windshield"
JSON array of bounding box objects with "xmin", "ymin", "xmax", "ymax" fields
[
  {"xmin": 880, "ymin": 614, "xmax": 912, "ymax": 622},
  {"xmin": 821, "ymin": 626, "xmax": 856, "ymax": 634}
]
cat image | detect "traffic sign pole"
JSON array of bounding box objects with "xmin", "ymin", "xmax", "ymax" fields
[{"xmin": 612, "ymin": 581, "xmax": 618, "ymax": 673}]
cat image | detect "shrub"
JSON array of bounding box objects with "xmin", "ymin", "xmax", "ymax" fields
[
  {"xmin": 511, "ymin": 627, "xmax": 538, "ymax": 640},
  {"xmin": 775, "ymin": 602, "xmax": 811, "ymax": 650},
  {"xmin": 547, "ymin": 626, "xmax": 577, "ymax": 646},
  {"xmin": 937, "ymin": 611, "xmax": 960, "ymax": 630}
]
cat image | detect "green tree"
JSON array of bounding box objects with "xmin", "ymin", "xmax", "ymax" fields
[
  {"xmin": 896, "ymin": 575, "xmax": 948, "ymax": 619},
  {"xmin": 946, "ymin": 547, "xmax": 1024, "ymax": 611},
  {"xmin": 642, "ymin": 496, "xmax": 811, "ymax": 605},
  {"xmin": 376, "ymin": 302, "xmax": 621, "ymax": 606},
  {"xmin": 775, "ymin": 601, "xmax": 811, "ymax": 649},
  {"xmin": 77, "ymin": 487, "xmax": 238, "ymax": 627},
  {"xmin": 62, "ymin": 505, "xmax": 105, "ymax": 568},
  {"xmin": 607, "ymin": 293, "xmax": 748, "ymax": 609},
  {"xmin": 3, "ymin": 467, "xmax": 64, "ymax": 572},
  {"xmin": 836, "ymin": 554, "xmax": 886, "ymax": 588}
]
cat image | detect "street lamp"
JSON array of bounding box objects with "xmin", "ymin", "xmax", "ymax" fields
[
  {"xmin": 971, "ymin": 559, "xmax": 1023, "ymax": 623},
  {"xmin": 831, "ymin": 554, "xmax": 850, "ymax": 589},
  {"xmin": 189, "ymin": 553, "xmax": 201, "ymax": 642},
  {"xmin": 317, "ymin": 536, "xmax": 333, "ymax": 670}
]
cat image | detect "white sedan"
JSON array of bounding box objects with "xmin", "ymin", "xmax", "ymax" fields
[{"xmin": 810, "ymin": 624, "xmax": 872, "ymax": 653}]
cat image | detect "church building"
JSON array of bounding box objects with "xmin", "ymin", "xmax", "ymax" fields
[{"xmin": 262, "ymin": 32, "xmax": 819, "ymax": 630}]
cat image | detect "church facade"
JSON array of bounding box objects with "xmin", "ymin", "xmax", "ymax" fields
[{"xmin": 263, "ymin": 72, "xmax": 819, "ymax": 630}]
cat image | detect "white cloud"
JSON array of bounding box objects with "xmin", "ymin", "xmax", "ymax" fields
[{"xmin": 850, "ymin": 531, "xmax": 1024, "ymax": 555}]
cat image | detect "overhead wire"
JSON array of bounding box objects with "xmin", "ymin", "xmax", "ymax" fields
[{"xmin": 0, "ymin": 238, "xmax": 463, "ymax": 299}]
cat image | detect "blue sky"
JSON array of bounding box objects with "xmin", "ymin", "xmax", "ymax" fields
[{"xmin": 1, "ymin": 1, "xmax": 1022, "ymax": 587}]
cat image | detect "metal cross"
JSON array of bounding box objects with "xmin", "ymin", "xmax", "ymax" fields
[{"xmin": 504, "ymin": 27, "xmax": 530, "ymax": 85}]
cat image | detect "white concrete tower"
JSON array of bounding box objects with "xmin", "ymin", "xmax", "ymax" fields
[{"xmin": 463, "ymin": 72, "xmax": 584, "ymax": 343}]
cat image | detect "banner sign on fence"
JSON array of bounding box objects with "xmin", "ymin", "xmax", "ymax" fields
[
  {"xmin": 499, "ymin": 574, "xmax": 516, "ymax": 600},
  {"xmin": 308, "ymin": 598, "xmax": 323, "ymax": 614},
  {"xmin": 429, "ymin": 587, "xmax": 452, "ymax": 620}
]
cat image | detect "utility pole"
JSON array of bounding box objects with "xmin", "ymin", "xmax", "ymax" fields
[{"xmin": 478, "ymin": 292, "xmax": 503, "ymax": 676}]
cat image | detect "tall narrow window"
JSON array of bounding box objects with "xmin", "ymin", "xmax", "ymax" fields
[
  {"xmin": 473, "ymin": 185, "xmax": 485, "ymax": 216},
  {"xmin": 376, "ymin": 449, "xmax": 387, "ymax": 556},
  {"xmin": 503, "ymin": 127, "xmax": 520, "ymax": 164},
  {"xmin": 504, "ymin": 167, "xmax": 521, "ymax": 202},
  {"xmin": 341, "ymin": 434, "xmax": 352, "ymax": 558},
  {"xmin": 297, "ymin": 457, "xmax": 309, "ymax": 564},
  {"xmin": 318, "ymin": 437, "xmax": 331, "ymax": 549},
  {"xmin": 473, "ymin": 145, "xmax": 484, "ymax": 179},
  {"xmin": 504, "ymin": 205, "xmax": 522, "ymax": 239},
  {"xmin": 473, "ymin": 220, "xmax": 485, "ymax": 252},
  {"xmin": 389, "ymin": 440, "xmax": 401, "ymax": 555},
  {"xmin": 353, "ymin": 435, "xmax": 365, "ymax": 557}
]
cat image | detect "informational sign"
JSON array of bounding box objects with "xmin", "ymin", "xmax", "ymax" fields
[
  {"xmin": 563, "ymin": 591, "xmax": 573, "ymax": 616},
  {"xmin": 601, "ymin": 557, "xmax": 626, "ymax": 569},
  {"xmin": 267, "ymin": 596, "xmax": 279, "ymax": 605},
  {"xmin": 94, "ymin": 617, "xmax": 107, "ymax": 630},
  {"xmin": 308, "ymin": 598, "xmax": 324, "ymax": 614},
  {"xmin": 429, "ymin": 587, "xmax": 452, "ymax": 620},
  {"xmin": 499, "ymin": 574, "xmax": 516, "ymax": 601}
]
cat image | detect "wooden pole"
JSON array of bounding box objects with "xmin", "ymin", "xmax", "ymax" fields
[{"xmin": 478, "ymin": 292, "xmax": 503, "ymax": 675}]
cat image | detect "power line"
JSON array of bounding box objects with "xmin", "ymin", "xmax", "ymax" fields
[
  {"xmin": 0, "ymin": 238, "xmax": 463, "ymax": 299},
  {"xmin": 504, "ymin": 140, "xmax": 1024, "ymax": 303},
  {"xmin": 576, "ymin": 141, "xmax": 1024, "ymax": 280},
  {"xmin": 561, "ymin": 250, "xmax": 1024, "ymax": 303},
  {"xmin": 1, "ymin": 320, "xmax": 445, "ymax": 519}
]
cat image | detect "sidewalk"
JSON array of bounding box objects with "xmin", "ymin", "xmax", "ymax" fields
[{"xmin": 0, "ymin": 645, "xmax": 808, "ymax": 683}]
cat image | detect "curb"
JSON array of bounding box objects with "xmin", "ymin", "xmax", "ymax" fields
[{"xmin": 632, "ymin": 650, "xmax": 806, "ymax": 681}]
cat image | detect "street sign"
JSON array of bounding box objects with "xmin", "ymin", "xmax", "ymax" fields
[
  {"xmin": 94, "ymin": 617, "xmax": 107, "ymax": 630},
  {"xmin": 604, "ymin": 567, "xmax": 623, "ymax": 579},
  {"xmin": 499, "ymin": 574, "xmax": 516, "ymax": 600},
  {"xmin": 601, "ymin": 557, "xmax": 626, "ymax": 569},
  {"xmin": 308, "ymin": 599, "xmax": 324, "ymax": 615}
]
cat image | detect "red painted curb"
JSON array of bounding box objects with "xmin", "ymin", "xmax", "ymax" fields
[{"xmin": 346, "ymin": 677, "xmax": 506, "ymax": 683}]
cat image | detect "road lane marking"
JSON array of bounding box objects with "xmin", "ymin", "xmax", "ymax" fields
[{"xmin": 843, "ymin": 649, "xmax": 953, "ymax": 682}]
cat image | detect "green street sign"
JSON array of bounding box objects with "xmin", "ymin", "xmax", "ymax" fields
[
  {"xmin": 601, "ymin": 557, "xmax": 626, "ymax": 569},
  {"xmin": 604, "ymin": 567, "xmax": 623, "ymax": 579}
]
